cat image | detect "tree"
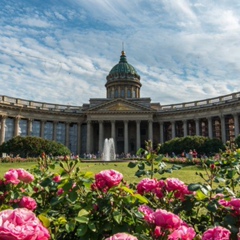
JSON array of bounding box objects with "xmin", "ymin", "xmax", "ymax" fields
[
  {"xmin": 159, "ymin": 136, "xmax": 225, "ymax": 156},
  {"xmin": 0, "ymin": 136, "xmax": 71, "ymax": 157}
]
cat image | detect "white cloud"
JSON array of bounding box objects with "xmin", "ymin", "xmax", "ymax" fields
[{"xmin": 0, "ymin": 0, "xmax": 240, "ymax": 106}]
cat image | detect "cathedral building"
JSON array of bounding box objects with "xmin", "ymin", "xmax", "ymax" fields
[{"xmin": 0, "ymin": 51, "xmax": 240, "ymax": 155}]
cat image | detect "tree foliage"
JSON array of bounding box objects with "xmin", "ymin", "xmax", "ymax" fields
[
  {"xmin": 159, "ymin": 136, "xmax": 225, "ymax": 156},
  {"xmin": 0, "ymin": 136, "xmax": 71, "ymax": 157}
]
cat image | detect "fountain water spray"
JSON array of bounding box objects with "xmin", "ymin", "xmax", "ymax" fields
[{"xmin": 102, "ymin": 138, "xmax": 116, "ymax": 161}]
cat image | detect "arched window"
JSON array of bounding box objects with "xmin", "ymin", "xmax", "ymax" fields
[
  {"xmin": 115, "ymin": 89, "xmax": 118, "ymax": 98},
  {"xmin": 121, "ymin": 89, "xmax": 125, "ymax": 97},
  {"xmin": 132, "ymin": 90, "xmax": 136, "ymax": 98},
  {"xmin": 127, "ymin": 89, "xmax": 131, "ymax": 98}
]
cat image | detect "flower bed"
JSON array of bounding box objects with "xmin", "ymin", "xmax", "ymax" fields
[{"xmin": 0, "ymin": 142, "xmax": 240, "ymax": 239}]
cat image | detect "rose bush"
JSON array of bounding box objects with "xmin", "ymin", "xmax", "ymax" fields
[{"xmin": 0, "ymin": 141, "xmax": 240, "ymax": 239}]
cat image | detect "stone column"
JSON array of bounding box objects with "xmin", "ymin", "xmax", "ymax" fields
[
  {"xmin": 148, "ymin": 120, "xmax": 153, "ymax": 142},
  {"xmin": 111, "ymin": 120, "xmax": 115, "ymax": 140},
  {"xmin": 234, "ymin": 114, "xmax": 239, "ymax": 138},
  {"xmin": 124, "ymin": 120, "xmax": 128, "ymax": 154},
  {"xmin": 195, "ymin": 119, "xmax": 200, "ymax": 136},
  {"xmin": 171, "ymin": 121, "xmax": 175, "ymax": 139},
  {"xmin": 208, "ymin": 117, "xmax": 213, "ymax": 138},
  {"xmin": 53, "ymin": 121, "xmax": 57, "ymax": 141},
  {"xmin": 65, "ymin": 122, "xmax": 70, "ymax": 148},
  {"xmin": 0, "ymin": 116, "xmax": 6, "ymax": 144},
  {"xmin": 136, "ymin": 120, "xmax": 141, "ymax": 150},
  {"xmin": 99, "ymin": 120, "xmax": 103, "ymax": 153},
  {"xmin": 27, "ymin": 119, "xmax": 33, "ymax": 136},
  {"xmin": 159, "ymin": 121, "xmax": 164, "ymax": 143},
  {"xmin": 221, "ymin": 115, "xmax": 226, "ymax": 143},
  {"xmin": 14, "ymin": 116, "xmax": 20, "ymax": 137},
  {"xmin": 40, "ymin": 120, "xmax": 45, "ymax": 138},
  {"xmin": 183, "ymin": 120, "xmax": 187, "ymax": 137},
  {"xmin": 86, "ymin": 120, "xmax": 91, "ymax": 153},
  {"xmin": 77, "ymin": 122, "xmax": 82, "ymax": 155}
]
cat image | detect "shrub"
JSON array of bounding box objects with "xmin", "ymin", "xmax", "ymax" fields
[
  {"xmin": 160, "ymin": 136, "xmax": 225, "ymax": 156},
  {"xmin": 0, "ymin": 136, "xmax": 71, "ymax": 158}
]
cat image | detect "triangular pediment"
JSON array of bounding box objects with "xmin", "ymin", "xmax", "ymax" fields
[{"xmin": 86, "ymin": 98, "xmax": 155, "ymax": 113}]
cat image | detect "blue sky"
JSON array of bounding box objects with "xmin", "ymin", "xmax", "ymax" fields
[{"xmin": 1, "ymin": 0, "xmax": 240, "ymax": 106}]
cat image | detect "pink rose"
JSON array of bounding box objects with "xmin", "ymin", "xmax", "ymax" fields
[
  {"xmin": 168, "ymin": 225, "xmax": 196, "ymax": 240},
  {"xmin": 57, "ymin": 188, "xmax": 64, "ymax": 195},
  {"xmin": 137, "ymin": 178, "xmax": 158, "ymax": 194},
  {"xmin": 154, "ymin": 209, "xmax": 182, "ymax": 230},
  {"xmin": 94, "ymin": 169, "xmax": 123, "ymax": 191},
  {"xmin": 105, "ymin": 232, "xmax": 138, "ymax": 240},
  {"xmin": 16, "ymin": 168, "xmax": 34, "ymax": 183},
  {"xmin": 19, "ymin": 196, "xmax": 37, "ymax": 211},
  {"xmin": 53, "ymin": 175, "xmax": 61, "ymax": 183},
  {"xmin": 229, "ymin": 198, "xmax": 240, "ymax": 210},
  {"xmin": 138, "ymin": 205, "xmax": 155, "ymax": 223},
  {"xmin": 154, "ymin": 226, "xmax": 163, "ymax": 238},
  {"xmin": 4, "ymin": 169, "xmax": 20, "ymax": 185},
  {"xmin": 166, "ymin": 178, "xmax": 185, "ymax": 192},
  {"xmin": 202, "ymin": 226, "xmax": 231, "ymax": 240},
  {"xmin": 0, "ymin": 208, "xmax": 50, "ymax": 240}
]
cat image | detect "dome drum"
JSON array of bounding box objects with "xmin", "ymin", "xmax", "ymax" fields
[{"xmin": 106, "ymin": 51, "xmax": 141, "ymax": 99}]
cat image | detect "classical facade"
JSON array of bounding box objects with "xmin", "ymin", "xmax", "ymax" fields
[{"xmin": 0, "ymin": 51, "xmax": 240, "ymax": 156}]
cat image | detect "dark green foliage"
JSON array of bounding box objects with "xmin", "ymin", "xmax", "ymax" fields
[
  {"xmin": 235, "ymin": 134, "xmax": 240, "ymax": 148},
  {"xmin": 0, "ymin": 136, "xmax": 71, "ymax": 157},
  {"xmin": 159, "ymin": 136, "xmax": 225, "ymax": 156}
]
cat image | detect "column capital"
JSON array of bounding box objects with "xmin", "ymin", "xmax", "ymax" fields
[{"xmin": 0, "ymin": 115, "xmax": 7, "ymax": 120}]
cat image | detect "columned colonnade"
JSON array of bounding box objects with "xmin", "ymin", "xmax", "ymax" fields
[
  {"xmin": 0, "ymin": 112, "xmax": 240, "ymax": 155},
  {"xmin": 86, "ymin": 119, "xmax": 153, "ymax": 154}
]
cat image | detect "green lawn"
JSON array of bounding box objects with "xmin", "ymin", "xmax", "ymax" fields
[{"xmin": 0, "ymin": 161, "xmax": 206, "ymax": 184}]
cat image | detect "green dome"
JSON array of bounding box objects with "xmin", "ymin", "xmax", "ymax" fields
[{"xmin": 108, "ymin": 51, "xmax": 140, "ymax": 77}]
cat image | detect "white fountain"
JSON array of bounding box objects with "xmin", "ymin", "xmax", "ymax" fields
[{"xmin": 102, "ymin": 138, "xmax": 116, "ymax": 161}]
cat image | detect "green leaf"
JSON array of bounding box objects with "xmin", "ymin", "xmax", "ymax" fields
[
  {"xmin": 188, "ymin": 183, "xmax": 201, "ymax": 191},
  {"xmin": 138, "ymin": 162, "xmax": 145, "ymax": 170},
  {"xmin": 200, "ymin": 186, "xmax": 209, "ymax": 195},
  {"xmin": 75, "ymin": 216, "xmax": 89, "ymax": 224},
  {"xmin": 135, "ymin": 170, "xmax": 145, "ymax": 177},
  {"xmin": 62, "ymin": 181, "xmax": 73, "ymax": 192},
  {"xmin": 78, "ymin": 209, "xmax": 89, "ymax": 217},
  {"xmin": 128, "ymin": 161, "xmax": 137, "ymax": 168},
  {"xmin": 136, "ymin": 148, "xmax": 145, "ymax": 156},
  {"xmin": 65, "ymin": 221, "xmax": 75, "ymax": 233},
  {"xmin": 76, "ymin": 224, "xmax": 88, "ymax": 236},
  {"xmin": 113, "ymin": 210, "xmax": 122, "ymax": 224},
  {"xmin": 121, "ymin": 186, "xmax": 134, "ymax": 195},
  {"xmin": 133, "ymin": 194, "xmax": 149, "ymax": 203},
  {"xmin": 206, "ymin": 201, "xmax": 218, "ymax": 212},
  {"xmin": 38, "ymin": 214, "xmax": 50, "ymax": 227},
  {"xmin": 214, "ymin": 177, "xmax": 225, "ymax": 183},
  {"xmin": 88, "ymin": 221, "xmax": 97, "ymax": 232},
  {"xmin": 40, "ymin": 178, "xmax": 52, "ymax": 187},
  {"xmin": 84, "ymin": 171, "xmax": 95, "ymax": 178},
  {"xmin": 69, "ymin": 191, "xmax": 78, "ymax": 202},
  {"xmin": 195, "ymin": 189, "xmax": 208, "ymax": 200},
  {"xmin": 50, "ymin": 197, "xmax": 61, "ymax": 206},
  {"xmin": 227, "ymin": 170, "xmax": 236, "ymax": 179}
]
